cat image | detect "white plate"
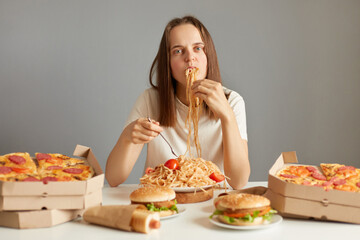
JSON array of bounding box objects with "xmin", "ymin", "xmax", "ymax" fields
[
  {"xmin": 209, "ymin": 214, "xmax": 283, "ymax": 230},
  {"xmin": 171, "ymin": 185, "xmax": 214, "ymax": 192},
  {"xmin": 161, "ymin": 207, "xmax": 186, "ymax": 220}
]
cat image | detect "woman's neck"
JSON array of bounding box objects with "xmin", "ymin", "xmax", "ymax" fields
[{"xmin": 176, "ymin": 83, "xmax": 189, "ymax": 106}]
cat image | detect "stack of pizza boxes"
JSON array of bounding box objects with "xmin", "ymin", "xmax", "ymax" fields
[
  {"xmin": 0, "ymin": 145, "xmax": 104, "ymax": 229},
  {"xmin": 265, "ymin": 151, "xmax": 360, "ymax": 224}
]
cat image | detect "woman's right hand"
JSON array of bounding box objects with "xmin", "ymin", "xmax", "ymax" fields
[{"xmin": 124, "ymin": 118, "xmax": 163, "ymax": 144}]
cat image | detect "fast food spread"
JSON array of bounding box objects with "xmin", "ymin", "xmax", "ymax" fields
[
  {"xmin": 0, "ymin": 152, "xmax": 94, "ymax": 182},
  {"xmin": 277, "ymin": 163, "xmax": 360, "ymax": 192}
]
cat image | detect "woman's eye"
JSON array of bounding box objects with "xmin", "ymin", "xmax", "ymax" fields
[
  {"xmin": 195, "ymin": 46, "xmax": 203, "ymax": 51},
  {"xmin": 173, "ymin": 49, "xmax": 182, "ymax": 55}
]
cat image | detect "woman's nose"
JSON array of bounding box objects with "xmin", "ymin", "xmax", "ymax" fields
[{"xmin": 185, "ymin": 51, "xmax": 195, "ymax": 62}]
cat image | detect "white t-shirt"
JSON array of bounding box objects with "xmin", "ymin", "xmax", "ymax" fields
[{"xmin": 125, "ymin": 87, "xmax": 247, "ymax": 173}]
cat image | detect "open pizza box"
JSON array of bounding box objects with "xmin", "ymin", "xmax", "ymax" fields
[
  {"xmin": 266, "ymin": 151, "xmax": 360, "ymax": 224},
  {"xmin": 0, "ymin": 145, "xmax": 104, "ymax": 211},
  {"xmin": 0, "ymin": 209, "xmax": 84, "ymax": 229}
]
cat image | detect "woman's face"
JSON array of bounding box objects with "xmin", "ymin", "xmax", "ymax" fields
[{"xmin": 169, "ymin": 24, "xmax": 208, "ymax": 89}]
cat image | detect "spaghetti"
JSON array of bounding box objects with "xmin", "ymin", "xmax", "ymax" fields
[
  {"xmin": 185, "ymin": 67, "xmax": 202, "ymax": 158},
  {"xmin": 140, "ymin": 155, "xmax": 222, "ymax": 188}
]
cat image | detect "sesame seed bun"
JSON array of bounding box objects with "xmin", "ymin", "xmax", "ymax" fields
[
  {"xmin": 215, "ymin": 193, "xmax": 270, "ymax": 212},
  {"xmin": 129, "ymin": 186, "xmax": 176, "ymax": 203}
]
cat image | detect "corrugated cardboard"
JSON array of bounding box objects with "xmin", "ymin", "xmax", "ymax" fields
[
  {"xmin": 0, "ymin": 145, "xmax": 104, "ymax": 211},
  {"xmin": 0, "ymin": 209, "xmax": 83, "ymax": 229},
  {"xmin": 266, "ymin": 152, "xmax": 360, "ymax": 224},
  {"xmin": 0, "ymin": 189, "xmax": 102, "ymax": 211}
]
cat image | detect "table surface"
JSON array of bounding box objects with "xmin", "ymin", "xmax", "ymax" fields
[{"xmin": 2, "ymin": 182, "xmax": 360, "ymax": 240}]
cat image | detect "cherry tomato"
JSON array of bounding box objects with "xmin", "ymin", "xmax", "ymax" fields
[
  {"xmin": 209, "ymin": 172, "xmax": 225, "ymax": 182},
  {"xmin": 145, "ymin": 167, "xmax": 154, "ymax": 174},
  {"xmin": 164, "ymin": 159, "xmax": 179, "ymax": 170}
]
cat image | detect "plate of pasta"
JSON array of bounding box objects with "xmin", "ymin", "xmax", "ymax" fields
[
  {"xmin": 171, "ymin": 185, "xmax": 214, "ymax": 193},
  {"xmin": 140, "ymin": 155, "xmax": 224, "ymax": 189}
]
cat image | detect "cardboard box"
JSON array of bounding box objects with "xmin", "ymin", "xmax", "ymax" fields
[
  {"xmin": 0, "ymin": 209, "xmax": 83, "ymax": 229},
  {"xmin": 266, "ymin": 151, "xmax": 360, "ymax": 224},
  {"xmin": 0, "ymin": 145, "xmax": 104, "ymax": 211}
]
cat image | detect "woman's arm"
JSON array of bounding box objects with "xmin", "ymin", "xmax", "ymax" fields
[
  {"xmin": 105, "ymin": 118, "xmax": 163, "ymax": 187},
  {"xmin": 220, "ymin": 112, "xmax": 250, "ymax": 189},
  {"xmin": 192, "ymin": 80, "xmax": 250, "ymax": 189}
]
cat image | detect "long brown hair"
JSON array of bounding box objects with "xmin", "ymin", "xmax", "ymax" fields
[{"xmin": 149, "ymin": 16, "xmax": 222, "ymax": 127}]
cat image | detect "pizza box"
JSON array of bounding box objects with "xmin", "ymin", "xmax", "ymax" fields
[
  {"xmin": 0, "ymin": 209, "xmax": 83, "ymax": 229},
  {"xmin": 0, "ymin": 188, "xmax": 102, "ymax": 211},
  {"xmin": 266, "ymin": 151, "xmax": 360, "ymax": 224},
  {"xmin": 0, "ymin": 145, "xmax": 104, "ymax": 211}
]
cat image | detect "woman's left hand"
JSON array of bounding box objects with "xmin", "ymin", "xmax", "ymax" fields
[{"xmin": 191, "ymin": 79, "xmax": 231, "ymax": 120}]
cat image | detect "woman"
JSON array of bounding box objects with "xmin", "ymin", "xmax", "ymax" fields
[{"xmin": 106, "ymin": 16, "xmax": 250, "ymax": 189}]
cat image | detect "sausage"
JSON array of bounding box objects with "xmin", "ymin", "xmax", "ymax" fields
[
  {"xmin": 36, "ymin": 153, "xmax": 51, "ymax": 160},
  {"xmin": 63, "ymin": 168, "xmax": 83, "ymax": 174},
  {"xmin": 8, "ymin": 155, "xmax": 26, "ymax": 165},
  {"xmin": 149, "ymin": 220, "xmax": 160, "ymax": 229},
  {"xmin": 46, "ymin": 165, "xmax": 63, "ymax": 170},
  {"xmin": 0, "ymin": 166, "xmax": 12, "ymax": 174}
]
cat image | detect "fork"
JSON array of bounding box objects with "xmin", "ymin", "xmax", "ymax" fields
[{"xmin": 147, "ymin": 117, "xmax": 178, "ymax": 158}]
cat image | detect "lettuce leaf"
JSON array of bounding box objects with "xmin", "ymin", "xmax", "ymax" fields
[
  {"xmin": 146, "ymin": 200, "xmax": 178, "ymax": 213},
  {"xmin": 209, "ymin": 209, "xmax": 278, "ymax": 223}
]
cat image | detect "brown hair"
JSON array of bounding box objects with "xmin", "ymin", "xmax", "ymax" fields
[{"xmin": 149, "ymin": 16, "xmax": 223, "ymax": 127}]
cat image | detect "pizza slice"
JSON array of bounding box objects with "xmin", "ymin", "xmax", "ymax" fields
[
  {"xmin": 38, "ymin": 162, "xmax": 95, "ymax": 182},
  {"xmin": 2, "ymin": 152, "xmax": 37, "ymax": 174},
  {"xmin": 277, "ymin": 165, "xmax": 328, "ymax": 188},
  {"xmin": 35, "ymin": 153, "xmax": 85, "ymax": 171},
  {"xmin": 320, "ymin": 163, "xmax": 358, "ymax": 180}
]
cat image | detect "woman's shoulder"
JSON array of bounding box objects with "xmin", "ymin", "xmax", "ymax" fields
[
  {"xmin": 222, "ymin": 86, "xmax": 244, "ymax": 102},
  {"xmin": 138, "ymin": 87, "xmax": 159, "ymax": 100}
]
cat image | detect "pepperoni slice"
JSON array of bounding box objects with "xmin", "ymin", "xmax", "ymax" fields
[
  {"xmin": 356, "ymin": 182, "xmax": 360, "ymax": 188},
  {"xmin": 322, "ymin": 181, "xmax": 333, "ymax": 187},
  {"xmin": 63, "ymin": 168, "xmax": 83, "ymax": 174},
  {"xmin": 42, "ymin": 176, "xmax": 58, "ymax": 183},
  {"xmin": 280, "ymin": 174, "xmax": 298, "ymax": 179},
  {"xmin": 36, "ymin": 153, "xmax": 51, "ymax": 160},
  {"xmin": 46, "ymin": 165, "xmax": 63, "ymax": 170},
  {"xmin": 302, "ymin": 180, "xmax": 311, "ymax": 185},
  {"xmin": 306, "ymin": 166, "xmax": 317, "ymax": 172},
  {"xmin": 311, "ymin": 172, "xmax": 326, "ymax": 181},
  {"xmin": 333, "ymin": 179, "xmax": 346, "ymax": 186},
  {"xmin": 0, "ymin": 166, "xmax": 12, "ymax": 174},
  {"xmin": 337, "ymin": 166, "xmax": 356, "ymax": 172},
  {"xmin": 8, "ymin": 155, "xmax": 26, "ymax": 165},
  {"xmin": 22, "ymin": 177, "xmax": 40, "ymax": 182}
]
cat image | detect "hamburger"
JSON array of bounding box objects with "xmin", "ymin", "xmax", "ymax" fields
[
  {"xmin": 130, "ymin": 186, "xmax": 178, "ymax": 217},
  {"xmin": 210, "ymin": 193, "xmax": 277, "ymax": 226}
]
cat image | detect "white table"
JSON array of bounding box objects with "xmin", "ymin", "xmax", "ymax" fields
[{"xmin": 2, "ymin": 182, "xmax": 360, "ymax": 240}]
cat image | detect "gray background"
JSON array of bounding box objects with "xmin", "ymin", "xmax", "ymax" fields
[{"xmin": 1, "ymin": 0, "xmax": 359, "ymax": 184}]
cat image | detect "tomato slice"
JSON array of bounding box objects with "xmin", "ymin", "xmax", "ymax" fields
[
  {"xmin": 11, "ymin": 167, "xmax": 30, "ymax": 173},
  {"xmin": 145, "ymin": 167, "xmax": 154, "ymax": 174},
  {"xmin": 46, "ymin": 158, "xmax": 63, "ymax": 165},
  {"xmin": 164, "ymin": 159, "xmax": 179, "ymax": 170},
  {"xmin": 209, "ymin": 172, "xmax": 225, "ymax": 182},
  {"xmin": 224, "ymin": 206, "xmax": 271, "ymax": 218}
]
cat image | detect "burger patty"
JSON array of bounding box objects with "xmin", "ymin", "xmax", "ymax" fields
[
  {"xmin": 221, "ymin": 206, "xmax": 270, "ymax": 214},
  {"xmin": 131, "ymin": 199, "xmax": 176, "ymax": 209}
]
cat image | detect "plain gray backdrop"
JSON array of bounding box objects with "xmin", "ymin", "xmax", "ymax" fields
[{"xmin": 1, "ymin": 0, "xmax": 360, "ymax": 184}]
